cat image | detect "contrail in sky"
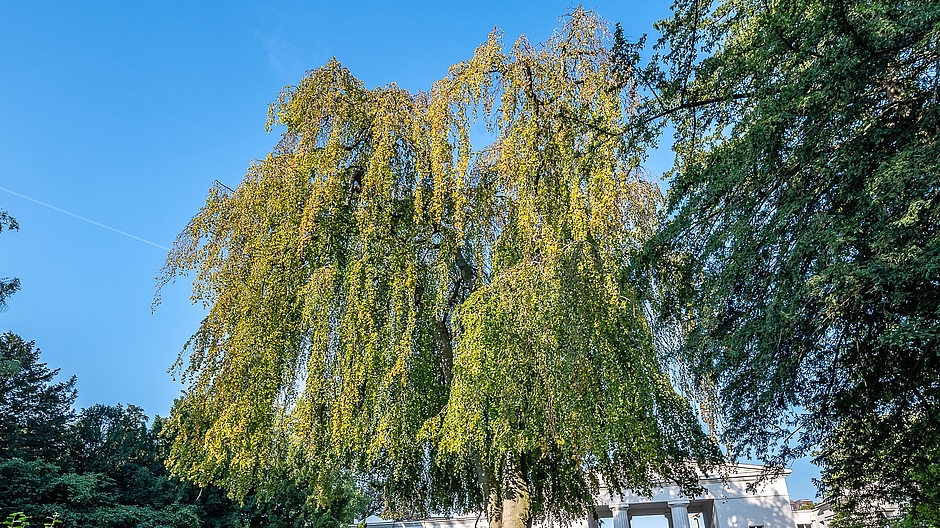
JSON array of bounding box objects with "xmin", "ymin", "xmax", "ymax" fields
[{"xmin": 0, "ymin": 186, "xmax": 170, "ymax": 251}]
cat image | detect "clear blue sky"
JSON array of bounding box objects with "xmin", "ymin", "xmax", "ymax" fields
[{"xmin": 0, "ymin": 0, "xmax": 818, "ymax": 502}]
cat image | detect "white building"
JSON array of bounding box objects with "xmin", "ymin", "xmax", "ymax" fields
[
  {"xmin": 366, "ymin": 464, "xmax": 798, "ymax": 528},
  {"xmin": 790, "ymin": 497, "xmax": 900, "ymax": 528}
]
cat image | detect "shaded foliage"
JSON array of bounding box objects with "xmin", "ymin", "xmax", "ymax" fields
[
  {"xmin": 0, "ymin": 333, "xmax": 76, "ymax": 464},
  {"xmin": 645, "ymin": 0, "xmax": 940, "ymax": 523},
  {"xmin": 1, "ymin": 337, "xmax": 365, "ymax": 528}
]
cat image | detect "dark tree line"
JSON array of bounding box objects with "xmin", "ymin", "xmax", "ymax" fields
[{"xmin": 0, "ymin": 332, "xmax": 367, "ymax": 528}]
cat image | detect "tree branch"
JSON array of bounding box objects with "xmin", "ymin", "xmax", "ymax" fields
[
  {"xmin": 645, "ymin": 92, "xmax": 753, "ymax": 123},
  {"xmin": 556, "ymin": 109, "xmax": 624, "ymax": 138}
]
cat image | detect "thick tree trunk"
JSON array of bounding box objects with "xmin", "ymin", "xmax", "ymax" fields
[{"xmin": 500, "ymin": 454, "xmax": 532, "ymax": 528}]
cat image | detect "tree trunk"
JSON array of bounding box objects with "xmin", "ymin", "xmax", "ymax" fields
[
  {"xmin": 476, "ymin": 456, "xmax": 503, "ymax": 528},
  {"xmin": 487, "ymin": 487, "xmax": 503, "ymax": 528},
  {"xmin": 500, "ymin": 454, "xmax": 532, "ymax": 528}
]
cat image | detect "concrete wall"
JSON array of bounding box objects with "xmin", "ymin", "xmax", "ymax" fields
[
  {"xmin": 703, "ymin": 467, "xmax": 795, "ymax": 528},
  {"xmin": 597, "ymin": 465, "xmax": 795, "ymax": 528}
]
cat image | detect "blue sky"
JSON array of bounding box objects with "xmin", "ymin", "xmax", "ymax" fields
[{"xmin": 0, "ymin": 1, "xmax": 818, "ymax": 502}]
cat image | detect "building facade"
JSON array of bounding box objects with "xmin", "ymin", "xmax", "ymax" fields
[{"xmin": 365, "ymin": 464, "xmax": 797, "ymax": 528}]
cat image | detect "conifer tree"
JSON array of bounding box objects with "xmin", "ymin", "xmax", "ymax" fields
[{"xmin": 647, "ymin": 0, "xmax": 940, "ymax": 522}]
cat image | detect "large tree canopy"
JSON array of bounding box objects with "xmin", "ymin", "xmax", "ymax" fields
[
  {"xmin": 159, "ymin": 10, "xmax": 720, "ymax": 528},
  {"xmin": 647, "ymin": 0, "xmax": 940, "ymax": 522}
]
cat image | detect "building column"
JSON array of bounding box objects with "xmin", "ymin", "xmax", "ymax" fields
[
  {"xmin": 668, "ymin": 500, "xmax": 691, "ymax": 528},
  {"xmin": 610, "ymin": 503, "xmax": 630, "ymax": 528}
]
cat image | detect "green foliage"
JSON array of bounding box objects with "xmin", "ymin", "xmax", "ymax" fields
[
  {"xmin": 70, "ymin": 404, "xmax": 167, "ymax": 507},
  {"xmin": 1, "ymin": 513, "xmax": 60, "ymax": 528},
  {"xmin": 2, "ymin": 513, "xmax": 29, "ymax": 527},
  {"xmin": 0, "ymin": 333, "xmax": 76, "ymax": 464},
  {"xmin": 0, "ymin": 210, "xmax": 20, "ymax": 311},
  {"xmin": 646, "ymin": 0, "xmax": 940, "ymax": 522},
  {"xmin": 1, "ymin": 513, "xmax": 24, "ymax": 527},
  {"xmin": 0, "ymin": 336, "xmax": 363, "ymax": 528},
  {"xmin": 0, "ymin": 457, "xmax": 101, "ymax": 527},
  {"xmin": 236, "ymin": 462, "xmax": 370, "ymax": 528},
  {"xmin": 159, "ymin": 8, "xmax": 721, "ymax": 527},
  {"xmin": 159, "ymin": 401, "xmax": 370, "ymax": 528},
  {"xmin": 1, "ymin": 401, "xmax": 362, "ymax": 527}
]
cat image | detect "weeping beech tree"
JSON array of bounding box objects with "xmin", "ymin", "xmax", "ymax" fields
[{"xmin": 158, "ymin": 10, "xmax": 720, "ymax": 528}]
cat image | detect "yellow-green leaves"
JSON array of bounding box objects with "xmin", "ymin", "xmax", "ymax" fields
[{"xmin": 159, "ymin": 8, "xmax": 719, "ymax": 522}]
